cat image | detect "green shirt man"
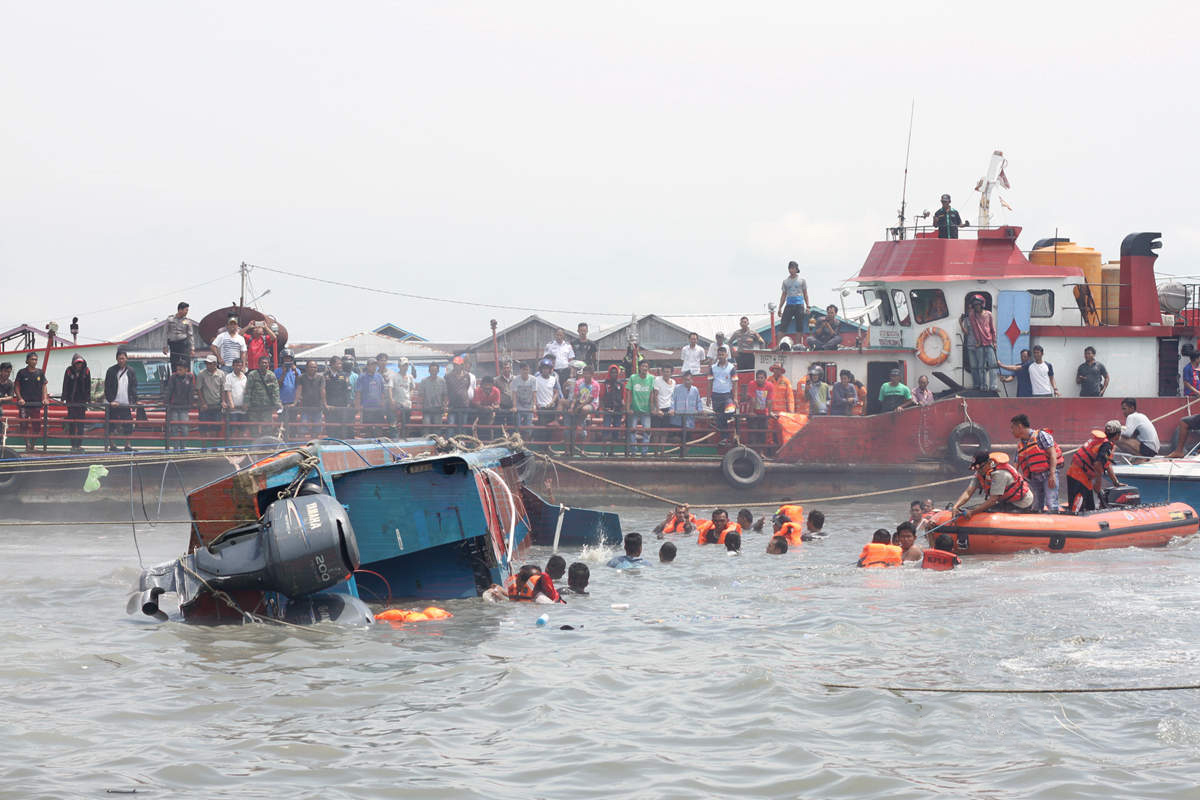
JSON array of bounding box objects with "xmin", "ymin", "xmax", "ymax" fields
[{"xmin": 628, "ymin": 373, "xmax": 655, "ymax": 415}]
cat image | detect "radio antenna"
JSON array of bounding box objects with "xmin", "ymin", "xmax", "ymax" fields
[{"xmin": 896, "ymin": 99, "xmax": 915, "ymax": 240}]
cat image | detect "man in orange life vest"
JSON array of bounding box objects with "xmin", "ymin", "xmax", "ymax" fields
[
  {"xmin": 653, "ymin": 504, "xmax": 697, "ymax": 536},
  {"xmin": 696, "ymin": 508, "xmax": 740, "ymax": 545},
  {"xmin": 507, "ymin": 565, "xmax": 563, "ymax": 603},
  {"xmin": 1011, "ymin": 413, "xmax": 1062, "ymax": 512},
  {"xmin": 1066, "ymin": 421, "xmax": 1122, "ymax": 512},
  {"xmin": 772, "ymin": 514, "xmax": 805, "ymax": 547},
  {"xmin": 922, "ymin": 533, "xmax": 960, "ymax": 570},
  {"xmin": 949, "ymin": 451, "xmax": 1035, "ymax": 517},
  {"xmin": 858, "ymin": 529, "xmax": 902, "ymax": 567}
]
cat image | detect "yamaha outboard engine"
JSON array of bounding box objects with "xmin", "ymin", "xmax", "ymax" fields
[
  {"xmin": 1102, "ymin": 485, "xmax": 1141, "ymax": 508},
  {"xmin": 129, "ymin": 494, "xmax": 360, "ymax": 622}
]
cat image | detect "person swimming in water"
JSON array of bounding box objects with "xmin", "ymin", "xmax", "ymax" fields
[
  {"xmin": 659, "ymin": 541, "xmax": 677, "ymax": 562},
  {"xmin": 567, "ymin": 562, "xmax": 590, "ymax": 594},
  {"xmin": 724, "ymin": 531, "xmax": 742, "ymax": 555},
  {"xmin": 545, "ymin": 554, "xmax": 566, "ymax": 581},
  {"xmin": 653, "ymin": 504, "xmax": 697, "ymax": 535},
  {"xmin": 921, "ymin": 534, "xmax": 960, "ymax": 570},
  {"xmin": 806, "ymin": 509, "xmax": 826, "ymax": 539},
  {"xmin": 736, "ymin": 509, "xmax": 754, "ymax": 531},
  {"xmin": 857, "ymin": 529, "xmax": 902, "ymax": 568},
  {"xmin": 766, "ymin": 535, "xmax": 788, "ymax": 554},
  {"xmin": 894, "ymin": 521, "xmax": 922, "ymax": 563},
  {"xmin": 607, "ymin": 532, "xmax": 649, "ymax": 568},
  {"xmin": 507, "ymin": 564, "xmax": 563, "ymax": 603}
]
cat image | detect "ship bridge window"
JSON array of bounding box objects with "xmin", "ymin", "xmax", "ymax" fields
[
  {"xmin": 859, "ymin": 289, "xmax": 894, "ymax": 326},
  {"xmin": 909, "ymin": 289, "xmax": 949, "ymax": 324},
  {"xmin": 891, "ymin": 290, "xmax": 911, "ymax": 326},
  {"xmin": 1029, "ymin": 289, "xmax": 1054, "ymax": 318}
]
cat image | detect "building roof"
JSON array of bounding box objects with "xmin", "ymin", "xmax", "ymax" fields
[
  {"xmin": 373, "ymin": 323, "xmax": 427, "ymax": 342},
  {"xmin": 0, "ymin": 324, "xmax": 75, "ymax": 350},
  {"xmin": 109, "ymin": 316, "xmax": 199, "ymax": 343},
  {"xmin": 291, "ymin": 331, "xmax": 451, "ymax": 362}
]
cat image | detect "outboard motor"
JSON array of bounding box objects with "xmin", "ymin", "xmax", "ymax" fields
[
  {"xmin": 1102, "ymin": 485, "xmax": 1141, "ymax": 508},
  {"xmin": 129, "ymin": 493, "xmax": 360, "ymax": 622}
]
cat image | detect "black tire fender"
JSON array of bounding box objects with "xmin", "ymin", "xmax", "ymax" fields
[
  {"xmin": 721, "ymin": 446, "xmax": 766, "ymax": 489},
  {"xmin": 946, "ymin": 422, "xmax": 990, "ymax": 467},
  {"xmin": 0, "ymin": 447, "xmax": 23, "ymax": 494}
]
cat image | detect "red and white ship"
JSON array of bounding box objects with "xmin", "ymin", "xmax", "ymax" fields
[{"xmin": 757, "ymin": 202, "xmax": 1195, "ymax": 469}]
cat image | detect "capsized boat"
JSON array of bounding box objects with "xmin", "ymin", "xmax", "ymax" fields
[
  {"xmin": 923, "ymin": 496, "xmax": 1198, "ymax": 555},
  {"xmin": 128, "ymin": 437, "xmax": 620, "ymax": 624}
]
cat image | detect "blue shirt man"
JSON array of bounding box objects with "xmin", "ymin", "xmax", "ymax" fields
[{"xmin": 607, "ymin": 533, "xmax": 649, "ymax": 569}]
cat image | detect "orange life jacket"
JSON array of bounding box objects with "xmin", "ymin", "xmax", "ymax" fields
[
  {"xmin": 777, "ymin": 504, "xmax": 805, "ymax": 524},
  {"xmin": 1044, "ymin": 427, "xmax": 1064, "ymax": 466},
  {"xmin": 663, "ymin": 514, "xmax": 697, "ymax": 533},
  {"xmin": 778, "ymin": 521, "xmax": 805, "ymax": 546},
  {"xmin": 852, "ymin": 385, "xmax": 867, "ymax": 415},
  {"xmin": 794, "ymin": 377, "xmax": 809, "ymax": 416},
  {"xmin": 1016, "ymin": 431, "xmax": 1053, "ymax": 475},
  {"xmin": 858, "ymin": 542, "xmax": 902, "ymax": 567},
  {"xmin": 1068, "ymin": 435, "xmax": 1110, "ymax": 485},
  {"xmin": 979, "ymin": 462, "xmax": 1031, "ymax": 505},
  {"xmin": 507, "ymin": 573, "xmax": 542, "ymax": 601},
  {"xmin": 921, "ymin": 549, "xmax": 958, "ymax": 571},
  {"xmin": 696, "ymin": 520, "xmax": 740, "ymax": 545}
]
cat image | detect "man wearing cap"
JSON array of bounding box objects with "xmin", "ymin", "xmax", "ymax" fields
[
  {"xmin": 210, "ymin": 316, "xmax": 247, "ymax": 373},
  {"xmin": 766, "ymin": 363, "xmax": 794, "ymax": 413},
  {"xmin": 1066, "ymin": 422, "xmax": 1123, "ymax": 512},
  {"xmin": 878, "ymin": 368, "xmax": 913, "ymax": 413},
  {"xmin": 933, "ymin": 194, "xmax": 964, "ymax": 239},
  {"xmin": 163, "ymin": 302, "xmax": 193, "ymax": 369},
  {"xmin": 197, "ymin": 354, "xmax": 225, "ymax": 442},
  {"xmin": 61, "ymin": 354, "xmax": 92, "ymax": 452},
  {"xmin": 965, "ymin": 296, "xmax": 998, "ymax": 392},
  {"xmin": 949, "ymin": 451, "xmax": 1035, "ymax": 518}
]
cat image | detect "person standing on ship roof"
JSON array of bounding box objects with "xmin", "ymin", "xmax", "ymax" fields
[
  {"xmin": 1075, "ymin": 346, "xmax": 1109, "ymax": 397},
  {"xmin": 679, "ymin": 332, "xmax": 705, "ymax": 376},
  {"xmin": 210, "ymin": 315, "xmax": 247, "ymax": 373},
  {"xmin": 544, "ymin": 329, "xmax": 575, "ymax": 389},
  {"xmin": 933, "ymin": 193, "xmax": 965, "ymax": 239},
  {"xmin": 729, "ymin": 317, "xmax": 765, "ymax": 371},
  {"xmin": 162, "ymin": 301, "xmax": 193, "ymax": 369},
  {"xmin": 572, "ymin": 322, "xmax": 598, "ymax": 372},
  {"xmin": 965, "ymin": 297, "xmax": 998, "ymax": 392},
  {"xmin": 778, "ymin": 261, "xmax": 810, "ymax": 337}
]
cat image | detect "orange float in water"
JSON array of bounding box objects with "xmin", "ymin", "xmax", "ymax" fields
[
  {"xmin": 924, "ymin": 502, "xmax": 1199, "ymax": 555},
  {"xmin": 374, "ymin": 607, "xmax": 452, "ymax": 623}
]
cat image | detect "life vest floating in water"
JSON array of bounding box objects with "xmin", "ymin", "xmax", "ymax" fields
[
  {"xmin": 924, "ymin": 502, "xmax": 1199, "ymax": 555},
  {"xmin": 375, "ymin": 606, "xmax": 453, "ymax": 623}
]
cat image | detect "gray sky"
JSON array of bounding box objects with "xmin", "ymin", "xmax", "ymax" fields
[{"xmin": 4, "ymin": 2, "xmax": 1198, "ymax": 345}]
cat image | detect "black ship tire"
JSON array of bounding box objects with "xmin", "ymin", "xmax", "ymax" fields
[
  {"xmin": 722, "ymin": 446, "xmax": 765, "ymax": 489},
  {"xmin": 946, "ymin": 422, "xmax": 990, "ymax": 467},
  {"xmin": 0, "ymin": 447, "xmax": 23, "ymax": 494}
]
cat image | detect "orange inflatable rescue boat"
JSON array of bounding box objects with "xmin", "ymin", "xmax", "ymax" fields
[{"xmin": 924, "ymin": 501, "xmax": 1199, "ymax": 556}]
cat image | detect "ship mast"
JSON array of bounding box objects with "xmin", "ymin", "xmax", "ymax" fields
[
  {"xmin": 975, "ymin": 150, "xmax": 1008, "ymax": 228},
  {"xmin": 895, "ymin": 99, "xmax": 915, "ymax": 240}
]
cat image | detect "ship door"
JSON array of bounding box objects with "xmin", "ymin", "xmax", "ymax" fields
[{"xmin": 996, "ymin": 291, "xmax": 1032, "ymax": 370}]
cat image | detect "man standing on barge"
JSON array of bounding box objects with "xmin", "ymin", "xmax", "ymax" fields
[{"xmin": 933, "ymin": 194, "xmax": 964, "ymax": 238}]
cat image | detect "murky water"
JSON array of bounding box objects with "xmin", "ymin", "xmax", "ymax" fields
[{"xmin": 3, "ymin": 500, "xmax": 1200, "ymax": 799}]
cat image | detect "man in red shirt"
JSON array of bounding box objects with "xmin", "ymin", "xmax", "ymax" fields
[
  {"xmin": 746, "ymin": 369, "xmax": 776, "ymax": 445},
  {"xmin": 471, "ymin": 374, "xmax": 502, "ymax": 430},
  {"xmin": 243, "ymin": 321, "xmax": 276, "ymax": 371}
]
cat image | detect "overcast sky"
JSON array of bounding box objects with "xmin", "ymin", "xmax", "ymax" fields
[{"xmin": 3, "ymin": 2, "xmax": 1198, "ymax": 345}]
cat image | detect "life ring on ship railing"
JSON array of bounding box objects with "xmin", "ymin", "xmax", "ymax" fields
[
  {"xmin": 721, "ymin": 446, "xmax": 766, "ymax": 489},
  {"xmin": 946, "ymin": 422, "xmax": 991, "ymax": 468},
  {"xmin": 916, "ymin": 326, "xmax": 952, "ymax": 366}
]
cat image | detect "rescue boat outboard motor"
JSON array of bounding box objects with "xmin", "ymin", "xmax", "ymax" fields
[
  {"xmin": 128, "ymin": 493, "xmax": 361, "ymax": 622},
  {"xmin": 1102, "ymin": 485, "xmax": 1141, "ymax": 508}
]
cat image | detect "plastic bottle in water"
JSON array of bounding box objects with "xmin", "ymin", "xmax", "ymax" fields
[{"xmin": 536, "ymin": 614, "xmax": 549, "ymax": 627}]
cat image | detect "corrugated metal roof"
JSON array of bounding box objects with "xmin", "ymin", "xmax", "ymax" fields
[{"xmin": 292, "ymin": 331, "xmax": 452, "ymax": 361}]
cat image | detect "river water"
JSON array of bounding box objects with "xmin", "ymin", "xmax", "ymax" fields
[{"xmin": 3, "ymin": 499, "xmax": 1200, "ymax": 799}]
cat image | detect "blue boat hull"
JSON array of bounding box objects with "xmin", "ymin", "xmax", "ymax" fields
[{"xmin": 521, "ymin": 487, "xmax": 623, "ymax": 549}]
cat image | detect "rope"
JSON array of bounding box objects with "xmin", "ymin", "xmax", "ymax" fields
[
  {"xmin": 821, "ymin": 682, "xmax": 1200, "ymax": 694},
  {"xmin": 539, "ymin": 455, "xmax": 685, "ymax": 506}
]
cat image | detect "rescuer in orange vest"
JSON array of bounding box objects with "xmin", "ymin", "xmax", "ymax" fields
[
  {"xmin": 653, "ymin": 504, "xmax": 697, "ymax": 535},
  {"xmin": 949, "ymin": 451, "xmax": 1035, "ymax": 517},
  {"xmin": 1011, "ymin": 413, "xmax": 1063, "ymax": 512},
  {"xmin": 921, "ymin": 533, "xmax": 960, "ymax": 570},
  {"xmin": 696, "ymin": 508, "xmax": 740, "ymax": 545},
  {"xmin": 1066, "ymin": 421, "xmax": 1123, "ymax": 512}
]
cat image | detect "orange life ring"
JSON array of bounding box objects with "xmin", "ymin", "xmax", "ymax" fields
[{"xmin": 916, "ymin": 326, "xmax": 952, "ymax": 366}]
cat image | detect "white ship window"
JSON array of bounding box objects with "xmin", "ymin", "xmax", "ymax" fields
[
  {"xmin": 891, "ymin": 290, "xmax": 911, "ymax": 326},
  {"xmin": 859, "ymin": 289, "xmax": 893, "ymax": 326},
  {"xmin": 1029, "ymin": 290, "xmax": 1054, "ymax": 318},
  {"xmin": 909, "ymin": 289, "xmax": 949, "ymax": 324}
]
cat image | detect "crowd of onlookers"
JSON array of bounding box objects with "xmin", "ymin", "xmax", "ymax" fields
[{"xmin": 0, "ymin": 287, "xmax": 1151, "ymax": 454}]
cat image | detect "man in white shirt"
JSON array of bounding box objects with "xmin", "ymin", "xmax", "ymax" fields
[
  {"xmin": 709, "ymin": 346, "xmax": 738, "ymax": 443},
  {"xmin": 1117, "ymin": 397, "xmax": 1161, "ymax": 457},
  {"xmin": 544, "ymin": 329, "xmax": 575, "ymax": 387},
  {"xmin": 532, "ymin": 359, "xmax": 562, "ymax": 441},
  {"xmin": 705, "ymin": 332, "xmax": 732, "ymax": 365},
  {"xmin": 393, "ymin": 357, "xmax": 416, "ymax": 430},
  {"xmin": 680, "ymin": 332, "xmax": 704, "ymax": 376},
  {"xmin": 222, "ymin": 357, "xmax": 249, "ymax": 426},
  {"xmin": 651, "ymin": 367, "xmax": 676, "ymax": 443},
  {"xmin": 1027, "ymin": 345, "xmax": 1058, "ymax": 397},
  {"xmin": 210, "ymin": 316, "xmax": 247, "ymax": 372}
]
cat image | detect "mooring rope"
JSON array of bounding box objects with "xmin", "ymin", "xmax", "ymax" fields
[{"xmin": 821, "ymin": 682, "xmax": 1200, "ymax": 694}]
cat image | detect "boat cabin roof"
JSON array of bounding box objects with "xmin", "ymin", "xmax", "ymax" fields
[{"xmin": 852, "ymin": 227, "xmax": 1083, "ymax": 284}]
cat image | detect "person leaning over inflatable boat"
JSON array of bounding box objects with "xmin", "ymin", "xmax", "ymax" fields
[
  {"xmin": 949, "ymin": 451, "xmax": 1035, "ymax": 517},
  {"xmin": 1066, "ymin": 421, "xmax": 1123, "ymax": 513}
]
